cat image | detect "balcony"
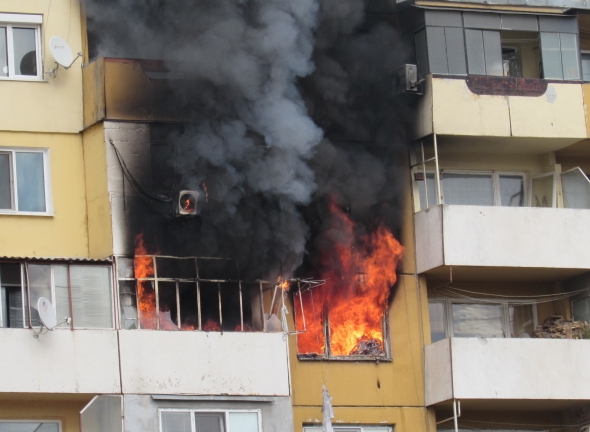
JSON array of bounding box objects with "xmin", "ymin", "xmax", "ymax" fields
[
  {"xmin": 425, "ymin": 337, "xmax": 590, "ymax": 406},
  {"xmin": 0, "ymin": 329, "xmax": 121, "ymax": 394},
  {"xmin": 415, "ymin": 204, "xmax": 590, "ymax": 279},
  {"xmin": 118, "ymin": 330, "xmax": 289, "ymax": 396},
  {"xmin": 415, "ymin": 76, "xmax": 587, "ymax": 143}
]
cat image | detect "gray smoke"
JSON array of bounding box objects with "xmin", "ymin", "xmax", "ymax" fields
[{"xmin": 83, "ymin": 0, "xmax": 410, "ymax": 279}]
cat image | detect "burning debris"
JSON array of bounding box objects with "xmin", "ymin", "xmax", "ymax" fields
[{"xmin": 349, "ymin": 337, "xmax": 383, "ymax": 356}]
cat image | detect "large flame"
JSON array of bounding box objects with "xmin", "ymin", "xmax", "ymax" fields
[
  {"xmin": 134, "ymin": 233, "xmax": 177, "ymax": 330},
  {"xmin": 296, "ymin": 202, "xmax": 403, "ymax": 356}
]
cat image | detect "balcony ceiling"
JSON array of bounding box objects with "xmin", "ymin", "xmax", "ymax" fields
[{"xmin": 436, "ymin": 135, "xmax": 584, "ymax": 156}]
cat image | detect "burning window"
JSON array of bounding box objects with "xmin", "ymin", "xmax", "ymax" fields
[
  {"xmin": 116, "ymin": 235, "xmax": 266, "ymax": 331},
  {"xmin": 294, "ymin": 203, "xmax": 403, "ymax": 360}
]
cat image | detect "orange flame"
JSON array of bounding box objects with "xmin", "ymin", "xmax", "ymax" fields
[
  {"xmin": 203, "ymin": 318, "xmax": 222, "ymax": 331},
  {"xmin": 296, "ymin": 202, "xmax": 403, "ymax": 356},
  {"xmin": 134, "ymin": 233, "xmax": 177, "ymax": 330}
]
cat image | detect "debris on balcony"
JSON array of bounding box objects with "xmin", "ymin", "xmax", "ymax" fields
[{"xmin": 533, "ymin": 315, "xmax": 590, "ymax": 339}]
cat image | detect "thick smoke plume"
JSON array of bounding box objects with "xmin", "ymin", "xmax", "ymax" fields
[{"xmin": 83, "ymin": 0, "xmax": 411, "ymax": 279}]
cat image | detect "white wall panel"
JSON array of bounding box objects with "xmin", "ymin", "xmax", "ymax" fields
[{"xmin": 118, "ymin": 331, "xmax": 290, "ymax": 396}]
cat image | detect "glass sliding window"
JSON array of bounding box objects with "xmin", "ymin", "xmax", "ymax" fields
[
  {"xmin": 531, "ymin": 173, "xmax": 555, "ymax": 207},
  {"xmin": 27, "ymin": 264, "xmax": 52, "ymax": 326},
  {"xmin": 12, "ymin": 28, "xmax": 37, "ymax": 76},
  {"xmin": 53, "ymin": 265, "xmax": 71, "ymax": 326},
  {"xmin": 0, "ymin": 263, "xmax": 23, "ymax": 328},
  {"xmin": 194, "ymin": 413, "xmax": 225, "ymax": 432},
  {"xmin": 0, "ymin": 27, "xmax": 7, "ymax": 77},
  {"xmin": 509, "ymin": 304, "xmax": 535, "ymax": 337},
  {"xmin": 428, "ymin": 302, "xmax": 446, "ymax": 343},
  {"xmin": 70, "ymin": 266, "xmax": 113, "ymax": 329},
  {"xmin": 582, "ymin": 52, "xmax": 590, "ymax": 81},
  {"xmin": 540, "ymin": 32, "xmax": 563, "ymax": 79},
  {"xmin": 559, "ymin": 33, "xmax": 580, "ymax": 80},
  {"xmin": 161, "ymin": 412, "xmax": 191, "ymax": 432},
  {"xmin": 452, "ymin": 303, "xmax": 504, "ymax": 338},
  {"xmin": 15, "ymin": 152, "xmax": 46, "ymax": 212},
  {"xmin": 573, "ymin": 297, "xmax": 590, "ymax": 323},
  {"xmin": 442, "ymin": 173, "xmax": 494, "ymax": 205},
  {"xmin": 499, "ymin": 175, "xmax": 524, "ymax": 206},
  {"xmin": 0, "ymin": 152, "xmax": 12, "ymax": 209},
  {"xmin": 416, "ymin": 173, "xmax": 436, "ymax": 210},
  {"xmin": 561, "ymin": 168, "xmax": 590, "ymax": 209}
]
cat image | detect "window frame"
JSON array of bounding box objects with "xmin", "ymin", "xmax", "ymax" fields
[
  {"xmin": 0, "ymin": 261, "xmax": 115, "ymax": 330},
  {"xmin": 429, "ymin": 298, "xmax": 538, "ymax": 340},
  {"xmin": 303, "ymin": 426, "xmax": 393, "ymax": 432},
  {"xmin": 0, "ymin": 419, "xmax": 62, "ymax": 432},
  {"xmin": 159, "ymin": 408, "xmax": 262, "ymax": 432},
  {"xmin": 0, "ymin": 13, "xmax": 43, "ymax": 81},
  {"xmin": 414, "ymin": 169, "xmax": 527, "ymax": 210},
  {"xmin": 0, "ymin": 147, "xmax": 53, "ymax": 216}
]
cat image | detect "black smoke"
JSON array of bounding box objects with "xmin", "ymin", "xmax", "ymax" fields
[{"xmin": 83, "ymin": 0, "xmax": 412, "ymax": 279}]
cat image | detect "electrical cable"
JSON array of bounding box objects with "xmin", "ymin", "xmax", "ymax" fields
[{"xmin": 109, "ymin": 140, "xmax": 175, "ymax": 219}]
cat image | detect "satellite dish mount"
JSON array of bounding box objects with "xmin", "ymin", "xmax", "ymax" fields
[
  {"xmin": 32, "ymin": 297, "xmax": 71, "ymax": 338},
  {"xmin": 45, "ymin": 36, "xmax": 83, "ymax": 78}
]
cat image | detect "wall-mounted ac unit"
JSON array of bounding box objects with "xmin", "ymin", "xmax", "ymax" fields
[
  {"xmin": 175, "ymin": 190, "xmax": 200, "ymax": 216},
  {"xmin": 394, "ymin": 64, "xmax": 422, "ymax": 95}
]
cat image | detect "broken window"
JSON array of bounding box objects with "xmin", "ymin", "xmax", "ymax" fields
[
  {"xmin": 116, "ymin": 256, "xmax": 265, "ymax": 332},
  {"xmin": 160, "ymin": 410, "xmax": 261, "ymax": 432},
  {"xmin": 428, "ymin": 299, "xmax": 536, "ymax": 341},
  {"xmin": 0, "ymin": 262, "xmax": 113, "ymax": 329}
]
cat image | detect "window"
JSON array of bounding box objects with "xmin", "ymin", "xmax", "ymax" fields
[
  {"xmin": 0, "ymin": 420, "xmax": 60, "ymax": 432},
  {"xmin": 0, "ymin": 262, "xmax": 113, "ymax": 329},
  {"xmin": 429, "ymin": 299, "xmax": 536, "ymax": 341},
  {"xmin": 0, "ymin": 149, "xmax": 51, "ymax": 214},
  {"xmin": 582, "ymin": 52, "xmax": 590, "ymax": 81},
  {"xmin": 415, "ymin": 171, "xmax": 525, "ymax": 210},
  {"xmin": 304, "ymin": 426, "xmax": 392, "ymax": 432},
  {"xmin": 160, "ymin": 410, "xmax": 261, "ymax": 432},
  {"xmin": 0, "ymin": 14, "xmax": 42, "ymax": 80}
]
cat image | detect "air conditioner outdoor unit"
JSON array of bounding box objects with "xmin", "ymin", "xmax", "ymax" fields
[
  {"xmin": 175, "ymin": 190, "xmax": 200, "ymax": 216},
  {"xmin": 394, "ymin": 64, "xmax": 422, "ymax": 95}
]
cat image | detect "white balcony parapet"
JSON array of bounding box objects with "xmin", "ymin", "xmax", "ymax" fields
[
  {"xmin": 415, "ymin": 205, "xmax": 590, "ymax": 274},
  {"xmin": 425, "ymin": 337, "xmax": 590, "ymax": 405}
]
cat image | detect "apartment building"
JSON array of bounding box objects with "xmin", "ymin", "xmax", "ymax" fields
[
  {"xmin": 401, "ymin": 0, "xmax": 590, "ymax": 430},
  {"xmin": 0, "ymin": 2, "xmax": 292, "ymax": 432}
]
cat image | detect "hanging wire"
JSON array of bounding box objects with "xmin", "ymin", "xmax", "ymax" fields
[{"xmin": 430, "ymin": 285, "xmax": 587, "ymax": 305}]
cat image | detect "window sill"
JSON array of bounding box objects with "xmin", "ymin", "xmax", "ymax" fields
[
  {"xmin": 0, "ymin": 76, "xmax": 48, "ymax": 83},
  {"xmin": 0, "ymin": 211, "xmax": 54, "ymax": 217}
]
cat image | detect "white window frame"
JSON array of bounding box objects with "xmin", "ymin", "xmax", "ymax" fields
[
  {"xmin": 159, "ymin": 408, "xmax": 262, "ymax": 432},
  {"xmin": 0, "ymin": 419, "xmax": 62, "ymax": 431},
  {"xmin": 0, "ymin": 13, "xmax": 43, "ymax": 81},
  {"xmin": 414, "ymin": 169, "xmax": 526, "ymax": 210},
  {"xmin": 0, "ymin": 147, "xmax": 53, "ymax": 216},
  {"xmin": 429, "ymin": 298, "xmax": 538, "ymax": 339}
]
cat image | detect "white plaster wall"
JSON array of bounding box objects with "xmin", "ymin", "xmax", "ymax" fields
[
  {"xmin": 0, "ymin": 328, "xmax": 121, "ymax": 393},
  {"xmin": 118, "ymin": 331, "xmax": 290, "ymax": 396},
  {"xmin": 415, "ymin": 206, "xmax": 444, "ymax": 274},
  {"xmin": 424, "ymin": 338, "xmax": 453, "ymax": 406},
  {"xmin": 415, "ymin": 205, "xmax": 590, "ymax": 272},
  {"xmin": 451, "ymin": 338, "xmax": 590, "ymax": 400}
]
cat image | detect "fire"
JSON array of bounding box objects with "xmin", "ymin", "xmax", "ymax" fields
[
  {"xmin": 203, "ymin": 319, "xmax": 221, "ymax": 331},
  {"xmin": 296, "ymin": 202, "xmax": 403, "ymax": 356},
  {"xmin": 134, "ymin": 233, "xmax": 178, "ymax": 330}
]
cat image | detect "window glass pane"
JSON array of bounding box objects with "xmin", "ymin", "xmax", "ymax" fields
[
  {"xmin": 194, "ymin": 413, "xmax": 224, "ymax": 432},
  {"xmin": 540, "ymin": 32, "xmax": 563, "ymax": 79},
  {"xmin": 71, "ymin": 266, "xmax": 113, "ymax": 328},
  {"xmin": 452, "ymin": 303, "xmax": 504, "ymax": 338},
  {"xmin": 13, "ymin": 28, "xmax": 37, "ymax": 76},
  {"xmin": 0, "ymin": 27, "xmax": 7, "ymax": 77},
  {"xmin": 483, "ymin": 30, "xmax": 503, "ymax": 76},
  {"xmin": 161, "ymin": 412, "xmax": 191, "ymax": 432},
  {"xmin": 573, "ymin": 297, "xmax": 590, "ymax": 323},
  {"xmin": 465, "ymin": 29, "xmax": 486, "ymax": 75},
  {"xmin": 28, "ymin": 264, "xmax": 52, "ymax": 326},
  {"xmin": 509, "ymin": 304, "xmax": 534, "ymax": 337},
  {"xmin": 562, "ymin": 168, "xmax": 590, "ymax": 209},
  {"xmin": 499, "ymin": 175, "xmax": 524, "ymax": 207},
  {"xmin": 415, "ymin": 29, "xmax": 429, "ymax": 78},
  {"xmin": 426, "ymin": 26, "xmax": 448, "ymax": 74},
  {"xmin": 0, "ymin": 423, "xmax": 59, "ymax": 432},
  {"xmin": 417, "ymin": 173, "xmax": 436, "ymax": 210},
  {"xmin": 119, "ymin": 281, "xmax": 138, "ymax": 329},
  {"xmin": 582, "ymin": 53, "xmax": 590, "ymax": 81},
  {"xmin": 560, "ymin": 33, "xmax": 580, "ymax": 80},
  {"xmin": 0, "ymin": 153, "xmax": 12, "ymax": 209},
  {"xmin": 442, "ymin": 173, "xmax": 494, "ymax": 205},
  {"xmin": 0, "ymin": 264, "xmax": 23, "ymax": 328},
  {"xmin": 228, "ymin": 412, "xmax": 258, "ymax": 432},
  {"xmin": 429, "ymin": 302, "xmax": 446, "ymax": 343},
  {"xmin": 15, "ymin": 152, "xmax": 45, "ymax": 212},
  {"xmin": 53, "ymin": 265, "xmax": 70, "ymax": 326},
  {"xmin": 531, "ymin": 174, "xmax": 554, "ymax": 207},
  {"xmin": 445, "ymin": 27, "xmax": 467, "ymax": 75}
]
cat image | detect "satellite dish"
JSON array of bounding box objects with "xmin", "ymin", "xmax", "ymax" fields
[
  {"xmin": 49, "ymin": 36, "xmax": 74, "ymax": 68},
  {"xmin": 37, "ymin": 297, "xmax": 57, "ymax": 329}
]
